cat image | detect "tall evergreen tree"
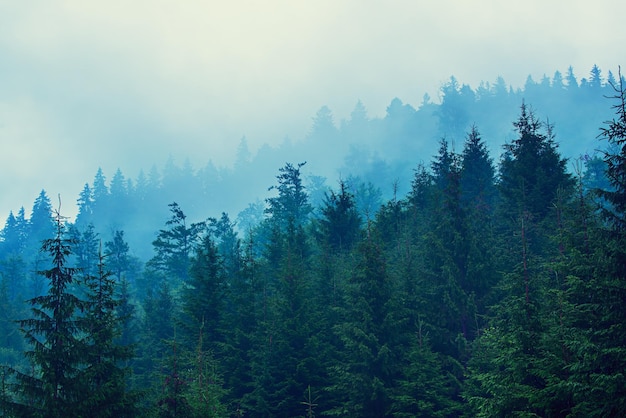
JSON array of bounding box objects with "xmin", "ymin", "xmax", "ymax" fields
[
  {"xmin": 565, "ymin": 67, "xmax": 626, "ymax": 416},
  {"xmin": 147, "ymin": 202, "xmax": 204, "ymax": 287},
  {"xmin": 460, "ymin": 125, "xmax": 496, "ymax": 209},
  {"xmin": 245, "ymin": 162, "xmax": 319, "ymax": 417},
  {"xmin": 78, "ymin": 244, "xmax": 137, "ymax": 416},
  {"xmin": 459, "ymin": 126, "xmax": 499, "ymax": 317},
  {"xmin": 134, "ymin": 279, "xmax": 176, "ymax": 396},
  {"xmin": 465, "ymin": 105, "xmax": 575, "ymax": 416},
  {"xmin": 265, "ymin": 162, "xmax": 312, "ymax": 230},
  {"xmin": 326, "ymin": 228, "xmax": 396, "ymax": 417},
  {"xmin": 498, "ymin": 103, "xmax": 574, "ymax": 265},
  {"xmin": 315, "ymin": 179, "xmax": 362, "ymax": 253},
  {"xmin": 598, "ymin": 69, "xmax": 626, "ymax": 229},
  {"xmin": 108, "ymin": 168, "xmax": 131, "ymax": 227},
  {"xmin": 69, "ymin": 223, "xmax": 99, "ymax": 279},
  {"xmin": 178, "ymin": 232, "xmax": 226, "ymax": 350},
  {"xmin": 1, "ymin": 209, "xmax": 84, "ymax": 417},
  {"xmin": 219, "ymin": 236, "xmax": 259, "ymax": 413}
]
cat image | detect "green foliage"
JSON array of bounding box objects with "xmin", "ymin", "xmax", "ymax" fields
[
  {"xmin": 326, "ymin": 231, "xmax": 396, "ymax": 417},
  {"xmin": 1, "ymin": 210, "xmax": 137, "ymax": 417},
  {"xmin": 77, "ymin": 246, "xmax": 138, "ymax": 417},
  {"xmin": 148, "ymin": 202, "xmax": 204, "ymax": 286},
  {"xmin": 499, "ymin": 103, "xmax": 573, "ymax": 223},
  {"xmin": 3, "ymin": 74, "xmax": 626, "ymax": 415},
  {"xmin": 178, "ymin": 232, "xmax": 226, "ymax": 350},
  {"xmin": 392, "ymin": 333, "xmax": 461, "ymax": 417},
  {"xmin": 315, "ymin": 179, "xmax": 362, "ymax": 252},
  {"xmin": 2, "ymin": 211, "xmax": 85, "ymax": 417},
  {"xmin": 265, "ymin": 162, "xmax": 312, "ymax": 229},
  {"xmin": 598, "ymin": 68, "xmax": 626, "ymax": 230},
  {"xmin": 152, "ymin": 337, "xmax": 226, "ymax": 418}
]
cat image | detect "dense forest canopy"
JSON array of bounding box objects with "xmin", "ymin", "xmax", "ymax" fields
[{"xmin": 1, "ymin": 65, "xmax": 625, "ymax": 416}]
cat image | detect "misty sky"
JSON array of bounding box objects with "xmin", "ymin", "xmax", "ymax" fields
[{"xmin": 1, "ymin": 0, "xmax": 624, "ymax": 220}]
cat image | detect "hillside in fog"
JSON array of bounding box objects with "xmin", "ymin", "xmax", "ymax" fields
[
  {"xmin": 2, "ymin": 1, "xmax": 626, "ymax": 416},
  {"xmin": 1, "ymin": 64, "xmax": 626, "ymax": 416},
  {"xmin": 4, "ymin": 65, "xmax": 612, "ymax": 259}
]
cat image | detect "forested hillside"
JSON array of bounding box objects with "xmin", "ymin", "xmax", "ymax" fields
[{"xmin": 1, "ymin": 66, "xmax": 625, "ymax": 416}]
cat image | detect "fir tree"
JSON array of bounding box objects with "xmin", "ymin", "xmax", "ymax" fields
[
  {"xmin": 147, "ymin": 202, "xmax": 204, "ymax": 287},
  {"xmin": 178, "ymin": 232, "xmax": 225, "ymax": 350},
  {"xmin": 565, "ymin": 66, "xmax": 626, "ymax": 416},
  {"xmin": 326, "ymin": 228, "xmax": 396, "ymax": 417},
  {"xmin": 315, "ymin": 179, "xmax": 362, "ymax": 253},
  {"xmin": 1, "ymin": 208, "xmax": 84, "ymax": 417},
  {"xmin": 78, "ymin": 244, "xmax": 137, "ymax": 416}
]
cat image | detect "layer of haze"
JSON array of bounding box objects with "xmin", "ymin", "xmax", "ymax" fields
[{"xmin": 1, "ymin": 0, "xmax": 624, "ymax": 220}]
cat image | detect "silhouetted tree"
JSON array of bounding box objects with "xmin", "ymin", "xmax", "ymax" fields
[
  {"xmin": 147, "ymin": 202, "xmax": 204, "ymax": 286},
  {"xmin": 316, "ymin": 180, "xmax": 362, "ymax": 252}
]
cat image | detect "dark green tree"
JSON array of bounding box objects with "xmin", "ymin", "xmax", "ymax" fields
[
  {"xmin": 564, "ymin": 67, "xmax": 626, "ymax": 416},
  {"xmin": 326, "ymin": 229, "xmax": 396, "ymax": 417},
  {"xmin": 391, "ymin": 331, "xmax": 461, "ymax": 418},
  {"xmin": 315, "ymin": 179, "xmax": 362, "ymax": 253},
  {"xmin": 1, "ymin": 210, "xmax": 84, "ymax": 417},
  {"xmin": 598, "ymin": 70, "xmax": 626, "ymax": 229},
  {"xmin": 178, "ymin": 232, "xmax": 226, "ymax": 350},
  {"xmin": 265, "ymin": 162, "xmax": 312, "ymax": 230},
  {"xmin": 465, "ymin": 106, "xmax": 576, "ymax": 416},
  {"xmin": 208, "ymin": 213, "xmax": 241, "ymax": 278},
  {"xmin": 78, "ymin": 245, "xmax": 137, "ymax": 416},
  {"xmin": 423, "ymin": 139, "xmax": 474, "ymax": 352},
  {"xmin": 134, "ymin": 279, "xmax": 176, "ymax": 396},
  {"xmin": 460, "ymin": 125, "xmax": 497, "ymax": 209},
  {"xmin": 147, "ymin": 202, "xmax": 204, "ymax": 287},
  {"xmin": 499, "ymin": 103, "xmax": 573, "ymax": 224},
  {"xmin": 219, "ymin": 236, "xmax": 259, "ymax": 413},
  {"xmin": 246, "ymin": 162, "xmax": 319, "ymax": 417},
  {"xmin": 459, "ymin": 126, "xmax": 499, "ymax": 318}
]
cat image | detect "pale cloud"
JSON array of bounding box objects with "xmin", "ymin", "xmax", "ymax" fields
[{"xmin": 0, "ymin": 0, "xmax": 625, "ymax": 218}]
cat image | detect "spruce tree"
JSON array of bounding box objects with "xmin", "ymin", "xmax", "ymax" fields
[
  {"xmin": 315, "ymin": 180, "xmax": 362, "ymax": 253},
  {"xmin": 459, "ymin": 126, "xmax": 498, "ymax": 323},
  {"xmin": 565, "ymin": 67, "xmax": 626, "ymax": 416},
  {"xmin": 220, "ymin": 236, "xmax": 258, "ymax": 413},
  {"xmin": 178, "ymin": 232, "xmax": 225, "ymax": 350},
  {"xmin": 465, "ymin": 105, "xmax": 575, "ymax": 416},
  {"xmin": 326, "ymin": 228, "xmax": 395, "ymax": 417},
  {"xmin": 1, "ymin": 209, "xmax": 84, "ymax": 417},
  {"xmin": 498, "ymin": 103, "xmax": 573, "ymax": 226},
  {"xmin": 246, "ymin": 162, "xmax": 319, "ymax": 417},
  {"xmin": 148, "ymin": 202, "xmax": 204, "ymax": 287},
  {"xmin": 78, "ymin": 244, "xmax": 137, "ymax": 416}
]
